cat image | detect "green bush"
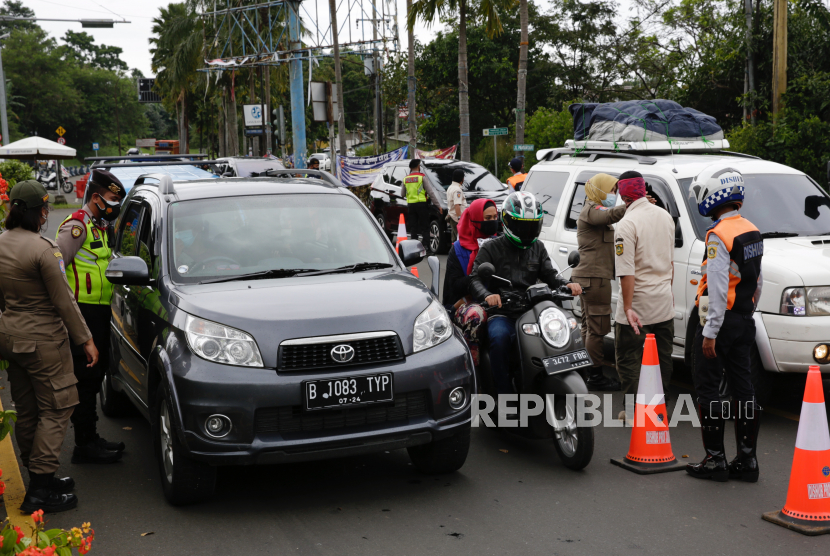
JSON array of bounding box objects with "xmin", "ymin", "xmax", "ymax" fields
[
  {"xmin": 473, "ymin": 136, "xmax": 515, "ymax": 182},
  {"xmin": 523, "ymin": 103, "xmax": 575, "ymax": 168},
  {"xmin": 0, "ymin": 159, "xmax": 35, "ymax": 187},
  {"xmin": 727, "ymin": 110, "xmax": 830, "ymax": 189}
]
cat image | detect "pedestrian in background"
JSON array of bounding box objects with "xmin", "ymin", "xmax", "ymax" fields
[
  {"xmin": 506, "ymin": 157, "xmax": 527, "ymax": 191},
  {"xmin": 442, "ymin": 199, "xmax": 498, "ymax": 364},
  {"xmin": 56, "ymin": 169, "xmax": 126, "ymax": 464},
  {"xmin": 401, "ymin": 159, "xmax": 430, "ymax": 246},
  {"xmin": 613, "ymin": 171, "xmax": 675, "ymax": 422},
  {"xmin": 446, "ymin": 168, "xmax": 468, "ymax": 242},
  {"xmin": 571, "ymin": 173, "xmax": 624, "ymax": 391},
  {"xmin": 0, "ymin": 180, "xmax": 98, "ymax": 513}
]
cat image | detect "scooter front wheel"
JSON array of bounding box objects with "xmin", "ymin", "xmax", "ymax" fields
[{"xmin": 551, "ymin": 396, "xmax": 594, "ymax": 470}]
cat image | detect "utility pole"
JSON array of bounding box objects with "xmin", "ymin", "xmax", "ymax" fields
[
  {"xmin": 373, "ymin": 13, "xmax": 379, "ymax": 155},
  {"xmin": 772, "ymin": 0, "xmax": 787, "ymax": 119},
  {"xmin": 111, "ymin": 81, "xmax": 122, "ymax": 155},
  {"xmin": 0, "ymin": 34, "xmax": 10, "ymax": 146},
  {"xmin": 514, "ymin": 0, "xmax": 528, "ymax": 152},
  {"xmin": 329, "ymin": 0, "xmax": 347, "ymax": 162},
  {"xmin": 288, "ymin": 2, "xmax": 307, "ymax": 167},
  {"xmin": 744, "ymin": 0, "xmax": 755, "ymax": 126},
  {"xmin": 406, "ymin": 0, "xmax": 416, "ymax": 158}
]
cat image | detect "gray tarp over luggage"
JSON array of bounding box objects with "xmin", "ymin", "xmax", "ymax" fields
[{"xmin": 569, "ymin": 100, "xmax": 723, "ymax": 143}]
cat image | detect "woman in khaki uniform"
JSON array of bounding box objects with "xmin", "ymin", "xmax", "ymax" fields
[
  {"xmin": 0, "ymin": 180, "xmax": 98, "ymax": 513},
  {"xmin": 571, "ymin": 173, "xmax": 626, "ymax": 391}
]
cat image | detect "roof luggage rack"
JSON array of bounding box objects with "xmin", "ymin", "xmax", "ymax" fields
[
  {"xmin": 85, "ymin": 154, "xmax": 209, "ymax": 161},
  {"xmin": 538, "ymin": 148, "xmax": 657, "ymax": 165},
  {"xmin": 260, "ymin": 168, "xmax": 342, "ymax": 188},
  {"xmin": 87, "ymin": 160, "xmax": 223, "ymax": 168},
  {"xmin": 562, "ymin": 139, "xmax": 730, "ymax": 153}
]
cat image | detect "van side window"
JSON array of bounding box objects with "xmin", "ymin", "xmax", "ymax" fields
[
  {"xmin": 390, "ymin": 165, "xmax": 409, "ymax": 186},
  {"xmin": 117, "ymin": 203, "xmax": 143, "ymax": 256},
  {"xmin": 137, "ymin": 205, "xmax": 154, "ymax": 270},
  {"xmin": 565, "ymin": 170, "xmax": 621, "ymax": 230},
  {"xmin": 522, "ymin": 171, "xmax": 569, "ymax": 227}
]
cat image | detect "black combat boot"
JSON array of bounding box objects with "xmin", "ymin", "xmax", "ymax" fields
[
  {"xmin": 585, "ymin": 366, "xmax": 621, "ymax": 391},
  {"xmin": 95, "ymin": 436, "xmax": 126, "ymax": 453},
  {"xmin": 686, "ymin": 403, "xmax": 729, "ymax": 482},
  {"xmin": 729, "ymin": 401, "xmax": 762, "ymax": 482},
  {"xmin": 72, "ymin": 438, "xmax": 123, "ymax": 464},
  {"xmin": 20, "ymin": 472, "xmax": 78, "ymax": 513}
]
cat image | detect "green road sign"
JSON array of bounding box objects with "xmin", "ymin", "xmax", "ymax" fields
[
  {"xmin": 483, "ymin": 127, "xmax": 508, "ymax": 137},
  {"xmin": 513, "ymin": 144, "xmax": 534, "ymax": 151}
]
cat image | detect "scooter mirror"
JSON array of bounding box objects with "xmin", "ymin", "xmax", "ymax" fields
[
  {"xmin": 478, "ymin": 262, "xmax": 495, "ymax": 280},
  {"xmin": 567, "ymin": 250, "xmax": 580, "ymax": 268}
]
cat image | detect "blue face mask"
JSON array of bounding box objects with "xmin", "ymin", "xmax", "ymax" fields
[
  {"xmin": 175, "ymin": 230, "xmax": 195, "ymax": 247},
  {"xmin": 601, "ymin": 193, "xmax": 617, "ymax": 208}
]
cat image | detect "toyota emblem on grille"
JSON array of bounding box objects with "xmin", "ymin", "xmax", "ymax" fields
[{"xmin": 331, "ymin": 344, "xmax": 355, "ymax": 363}]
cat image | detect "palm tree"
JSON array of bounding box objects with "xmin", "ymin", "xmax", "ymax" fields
[
  {"xmin": 408, "ymin": 0, "xmax": 510, "ymax": 161},
  {"xmin": 515, "ymin": 0, "xmax": 528, "ymax": 150}
]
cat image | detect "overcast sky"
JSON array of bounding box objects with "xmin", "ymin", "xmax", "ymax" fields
[{"xmin": 26, "ymin": 0, "xmax": 638, "ymax": 76}]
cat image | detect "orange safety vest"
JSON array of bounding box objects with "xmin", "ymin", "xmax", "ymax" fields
[
  {"xmin": 695, "ymin": 215, "xmax": 763, "ymax": 314},
  {"xmin": 507, "ymin": 173, "xmax": 527, "ymax": 191}
]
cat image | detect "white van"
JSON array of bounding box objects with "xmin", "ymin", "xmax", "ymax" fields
[{"xmin": 525, "ymin": 140, "xmax": 830, "ymax": 401}]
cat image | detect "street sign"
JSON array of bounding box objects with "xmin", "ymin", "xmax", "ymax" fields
[
  {"xmin": 138, "ymin": 79, "xmax": 162, "ymax": 103},
  {"xmin": 243, "ymin": 104, "xmax": 270, "ymax": 127},
  {"xmin": 514, "ymin": 144, "xmax": 534, "ymax": 151},
  {"xmin": 56, "ymin": 137, "xmax": 66, "ymax": 145},
  {"xmin": 56, "ymin": 126, "xmax": 66, "ymax": 137},
  {"xmin": 92, "ymin": 142, "xmax": 99, "ymax": 150},
  {"xmin": 136, "ymin": 138, "xmax": 156, "ymax": 148},
  {"xmin": 483, "ymin": 127, "xmax": 508, "ymax": 137}
]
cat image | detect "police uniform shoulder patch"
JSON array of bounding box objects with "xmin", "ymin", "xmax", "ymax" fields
[
  {"xmin": 91, "ymin": 227, "xmax": 100, "ymax": 241},
  {"xmin": 59, "ymin": 260, "xmax": 65, "ymax": 275},
  {"xmin": 594, "ymin": 205, "xmax": 608, "ymax": 211},
  {"xmin": 615, "ymin": 243, "xmax": 624, "ymax": 256},
  {"xmin": 71, "ymin": 225, "xmax": 83, "ymax": 238},
  {"xmin": 53, "ymin": 251, "xmax": 62, "ymax": 258},
  {"xmin": 707, "ymin": 241, "xmax": 719, "ymax": 259}
]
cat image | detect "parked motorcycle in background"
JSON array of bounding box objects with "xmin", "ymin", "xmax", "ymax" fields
[{"xmin": 36, "ymin": 160, "xmax": 73, "ymax": 194}]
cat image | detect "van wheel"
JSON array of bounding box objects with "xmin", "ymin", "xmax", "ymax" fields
[
  {"xmin": 154, "ymin": 386, "xmax": 216, "ymax": 505},
  {"xmin": 428, "ymin": 218, "xmax": 450, "ymax": 255},
  {"xmin": 99, "ymin": 369, "xmax": 133, "ymax": 418},
  {"xmin": 408, "ymin": 424, "xmax": 470, "ymax": 474}
]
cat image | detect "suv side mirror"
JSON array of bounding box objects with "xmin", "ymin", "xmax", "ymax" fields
[
  {"xmin": 398, "ymin": 239, "xmax": 426, "ymax": 267},
  {"xmin": 106, "ymin": 256, "xmax": 151, "ymax": 286}
]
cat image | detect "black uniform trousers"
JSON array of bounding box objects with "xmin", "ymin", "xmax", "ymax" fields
[
  {"xmin": 69, "ymin": 303, "xmax": 111, "ymax": 446},
  {"xmin": 407, "ymin": 202, "xmax": 430, "ymax": 245},
  {"xmin": 692, "ymin": 310, "xmax": 756, "ymax": 414}
]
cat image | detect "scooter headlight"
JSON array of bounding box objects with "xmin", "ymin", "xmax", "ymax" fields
[{"xmin": 538, "ymin": 307, "xmax": 570, "ymax": 348}]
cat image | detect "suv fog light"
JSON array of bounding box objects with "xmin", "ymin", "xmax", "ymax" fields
[
  {"xmin": 205, "ymin": 414, "xmax": 232, "ymax": 438},
  {"xmin": 814, "ymin": 344, "xmax": 830, "ymax": 364},
  {"xmin": 448, "ymin": 387, "xmax": 466, "ymax": 410}
]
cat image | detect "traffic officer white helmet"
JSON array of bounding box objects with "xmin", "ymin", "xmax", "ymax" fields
[{"xmin": 692, "ymin": 165, "xmax": 745, "ymax": 217}]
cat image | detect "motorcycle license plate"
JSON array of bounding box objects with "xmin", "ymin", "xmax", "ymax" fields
[
  {"xmin": 304, "ymin": 373, "xmax": 393, "ymax": 410},
  {"xmin": 542, "ymin": 350, "xmax": 593, "ymax": 375}
]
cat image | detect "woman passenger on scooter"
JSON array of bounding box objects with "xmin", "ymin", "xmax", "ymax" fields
[{"xmin": 442, "ymin": 199, "xmax": 498, "ymax": 365}]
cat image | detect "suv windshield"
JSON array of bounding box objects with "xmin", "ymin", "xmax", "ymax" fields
[
  {"xmin": 169, "ymin": 194, "xmax": 395, "ymax": 283},
  {"xmin": 233, "ymin": 158, "xmax": 285, "ymax": 177},
  {"xmin": 679, "ymin": 173, "xmax": 830, "ymax": 240},
  {"xmin": 422, "ymin": 163, "xmax": 506, "ymax": 192}
]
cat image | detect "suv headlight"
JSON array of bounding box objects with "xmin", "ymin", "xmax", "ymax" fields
[
  {"xmin": 539, "ymin": 307, "xmax": 570, "ymax": 348},
  {"xmin": 185, "ymin": 314, "xmax": 264, "ymax": 367},
  {"xmin": 413, "ymin": 299, "xmax": 452, "ymax": 353},
  {"xmin": 780, "ymin": 287, "xmax": 830, "ymax": 316}
]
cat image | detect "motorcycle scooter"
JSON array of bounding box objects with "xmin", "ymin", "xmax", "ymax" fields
[{"xmin": 475, "ymin": 252, "xmax": 595, "ymax": 470}]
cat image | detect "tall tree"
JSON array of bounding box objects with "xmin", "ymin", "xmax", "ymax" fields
[{"xmin": 408, "ymin": 0, "xmax": 511, "ymax": 161}]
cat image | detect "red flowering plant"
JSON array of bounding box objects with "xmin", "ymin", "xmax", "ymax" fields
[{"xmin": 0, "ymin": 172, "xmax": 9, "ymax": 228}]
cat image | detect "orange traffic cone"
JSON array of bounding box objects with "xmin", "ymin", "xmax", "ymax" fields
[
  {"xmin": 395, "ymin": 214, "xmax": 408, "ymax": 247},
  {"xmin": 611, "ymin": 334, "xmax": 685, "ymax": 474},
  {"xmin": 763, "ymin": 366, "xmax": 830, "ymax": 535},
  {"xmin": 410, "ymin": 266, "xmax": 419, "ymax": 278}
]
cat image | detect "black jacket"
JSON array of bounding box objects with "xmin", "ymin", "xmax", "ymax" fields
[
  {"xmin": 442, "ymin": 245, "xmax": 469, "ymax": 308},
  {"xmin": 469, "ymin": 235, "xmax": 569, "ymax": 318}
]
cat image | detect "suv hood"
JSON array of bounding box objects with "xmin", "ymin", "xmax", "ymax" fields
[
  {"xmin": 765, "ymin": 237, "xmax": 830, "ymax": 286},
  {"xmin": 170, "ymin": 271, "xmax": 435, "ymax": 365}
]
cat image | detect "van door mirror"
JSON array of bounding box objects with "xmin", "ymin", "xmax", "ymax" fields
[
  {"xmin": 106, "ymin": 256, "xmax": 151, "ymax": 286},
  {"xmin": 398, "ymin": 239, "xmax": 426, "ymax": 267}
]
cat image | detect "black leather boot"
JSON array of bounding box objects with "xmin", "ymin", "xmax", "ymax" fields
[
  {"xmin": 95, "ymin": 436, "xmax": 126, "ymax": 453},
  {"xmin": 585, "ymin": 366, "xmax": 621, "ymax": 391},
  {"xmin": 72, "ymin": 439, "xmax": 123, "ymax": 464},
  {"xmin": 20, "ymin": 472, "xmax": 78, "ymax": 513},
  {"xmin": 729, "ymin": 401, "xmax": 761, "ymax": 482},
  {"xmin": 48, "ymin": 476, "xmax": 75, "ymax": 494},
  {"xmin": 686, "ymin": 404, "xmax": 729, "ymax": 482}
]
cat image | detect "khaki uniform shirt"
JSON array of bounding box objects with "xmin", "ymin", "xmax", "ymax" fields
[
  {"xmin": 446, "ymin": 182, "xmax": 467, "ymax": 222},
  {"xmin": 0, "ymin": 228, "xmax": 91, "ymax": 344},
  {"xmin": 572, "ymin": 201, "xmax": 627, "ymax": 281},
  {"xmin": 613, "ymin": 197, "xmax": 675, "ymax": 326},
  {"xmin": 55, "ymin": 206, "xmax": 105, "ymax": 265}
]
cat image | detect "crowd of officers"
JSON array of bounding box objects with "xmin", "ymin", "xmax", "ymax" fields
[{"xmin": 0, "ymin": 169, "xmax": 126, "ymax": 514}]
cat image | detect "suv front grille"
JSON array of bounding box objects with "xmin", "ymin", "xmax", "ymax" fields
[
  {"xmin": 255, "ymin": 391, "xmax": 429, "ymax": 434},
  {"xmin": 279, "ymin": 333, "xmax": 404, "ymax": 370}
]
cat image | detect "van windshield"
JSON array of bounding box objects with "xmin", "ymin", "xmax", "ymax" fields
[
  {"xmin": 678, "ymin": 174, "xmax": 830, "ymax": 240},
  {"xmin": 169, "ymin": 194, "xmax": 394, "ymax": 283}
]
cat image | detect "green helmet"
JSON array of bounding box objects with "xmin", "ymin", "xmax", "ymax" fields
[{"xmin": 501, "ymin": 191, "xmax": 543, "ymax": 249}]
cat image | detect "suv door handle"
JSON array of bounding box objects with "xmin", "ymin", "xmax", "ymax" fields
[{"xmin": 559, "ymin": 247, "xmax": 568, "ymax": 253}]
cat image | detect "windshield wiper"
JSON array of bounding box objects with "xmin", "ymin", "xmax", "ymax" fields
[
  {"xmin": 297, "ymin": 262, "xmax": 394, "ymax": 277},
  {"xmin": 760, "ymin": 231, "xmax": 799, "ymax": 238},
  {"xmin": 199, "ymin": 268, "xmax": 318, "ymax": 284}
]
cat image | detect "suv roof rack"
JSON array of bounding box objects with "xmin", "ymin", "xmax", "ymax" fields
[
  {"xmin": 539, "ymin": 148, "xmax": 657, "ymax": 165},
  {"xmin": 88, "ymin": 160, "xmax": 222, "ymax": 168},
  {"xmin": 561, "ymin": 138, "xmax": 730, "ymax": 153},
  {"xmin": 134, "ymin": 173, "xmax": 176, "ymax": 198},
  {"xmin": 85, "ymin": 154, "xmax": 209, "ymax": 161},
  {"xmin": 260, "ymin": 168, "xmax": 342, "ymax": 188}
]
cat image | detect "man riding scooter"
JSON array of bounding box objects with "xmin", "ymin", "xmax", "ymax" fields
[{"xmin": 469, "ymin": 192, "xmax": 583, "ymax": 393}]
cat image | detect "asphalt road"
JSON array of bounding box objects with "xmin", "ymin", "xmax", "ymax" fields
[{"xmin": 4, "ymin": 210, "xmax": 820, "ymax": 554}]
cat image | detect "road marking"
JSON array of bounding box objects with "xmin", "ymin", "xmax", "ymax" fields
[
  {"xmin": 670, "ymin": 380, "xmax": 800, "ymax": 422},
  {"xmin": 0, "ymin": 396, "xmax": 35, "ymax": 531}
]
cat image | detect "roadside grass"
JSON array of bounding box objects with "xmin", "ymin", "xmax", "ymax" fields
[{"xmin": 52, "ymin": 203, "xmax": 82, "ymax": 209}]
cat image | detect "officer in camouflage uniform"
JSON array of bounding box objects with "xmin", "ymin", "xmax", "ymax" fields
[{"xmin": 56, "ymin": 168, "xmax": 126, "ymax": 464}]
